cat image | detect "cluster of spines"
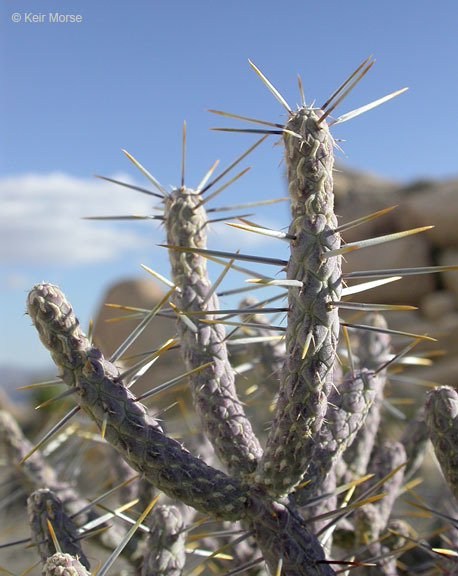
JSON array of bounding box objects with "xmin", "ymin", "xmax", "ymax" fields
[{"xmin": 4, "ymin": 58, "xmax": 457, "ymax": 575}]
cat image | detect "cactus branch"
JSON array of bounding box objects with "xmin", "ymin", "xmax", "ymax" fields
[{"xmin": 26, "ymin": 282, "xmax": 248, "ymax": 519}]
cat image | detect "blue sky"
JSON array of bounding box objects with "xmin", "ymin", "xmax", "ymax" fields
[{"xmin": 2, "ymin": 0, "xmax": 458, "ymax": 369}]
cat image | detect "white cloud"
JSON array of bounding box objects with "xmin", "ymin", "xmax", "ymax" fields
[
  {"xmin": 0, "ymin": 172, "xmax": 289, "ymax": 268},
  {"xmin": 0, "ymin": 172, "xmax": 160, "ymax": 266}
]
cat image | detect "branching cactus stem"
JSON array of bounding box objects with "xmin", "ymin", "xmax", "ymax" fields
[
  {"xmin": 27, "ymin": 488, "xmax": 90, "ymax": 570},
  {"xmin": 164, "ymin": 185, "xmax": 262, "ymax": 477},
  {"xmin": 257, "ymin": 104, "xmax": 342, "ymax": 495},
  {"xmin": 43, "ymin": 553, "xmax": 90, "ymax": 576},
  {"xmin": 26, "ymin": 282, "xmax": 337, "ymax": 576},
  {"xmin": 425, "ymin": 386, "xmax": 458, "ymax": 503},
  {"xmin": 26, "ymin": 283, "xmax": 247, "ymax": 520}
]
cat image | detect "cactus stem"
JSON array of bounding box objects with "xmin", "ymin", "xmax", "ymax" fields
[{"xmin": 97, "ymin": 495, "xmax": 160, "ymax": 576}]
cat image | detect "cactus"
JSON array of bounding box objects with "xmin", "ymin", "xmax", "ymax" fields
[
  {"xmin": 27, "ymin": 488, "xmax": 90, "ymax": 570},
  {"xmin": 3, "ymin": 58, "xmax": 458, "ymax": 575},
  {"xmin": 425, "ymin": 386, "xmax": 458, "ymax": 502},
  {"xmin": 43, "ymin": 553, "xmax": 90, "ymax": 576}
]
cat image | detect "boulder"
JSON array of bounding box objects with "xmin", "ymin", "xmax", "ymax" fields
[
  {"xmin": 92, "ymin": 277, "xmax": 184, "ymax": 398},
  {"xmin": 398, "ymin": 178, "xmax": 458, "ymax": 249}
]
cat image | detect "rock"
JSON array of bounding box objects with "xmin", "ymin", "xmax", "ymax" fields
[
  {"xmin": 334, "ymin": 167, "xmax": 401, "ymax": 243},
  {"xmin": 421, "ymin": 291, "xmax": 457, "ymax": 321},
  {"xmin": 398, "ymin": 178, "xmax": 458, "ymax": 249},
  {"xmin": 440, "ymin": 249, "xmax": 458, "ymax": 298},
  {"xmin": 92, "ymin": 277, "xmax": 184, "ymax": 398},
  {"xmin": 342, "ymin": 234, "xmax": 435, "ymax": 304}
]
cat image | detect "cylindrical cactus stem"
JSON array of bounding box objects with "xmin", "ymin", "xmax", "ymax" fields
[
  {"xmin": 141, "ymin": 505, "xmax": 186, "ymax": 576},
  {"xmin": 425, "ymin": 386, "xmax": 458, "ymax": 503},
  {"xmin": 0, "ymin": 409, "xmax": 96, "ymax": 525},
  {"xmin": 108, "ymin": 446, "xmax": 140, "ymax": 505},
  {"xmin": 43, "ymin": 553, "xmax": 90, "ymax": 576},
  {"xmin": 26, "ymin": 283, "xmax": 247, "ymax": 520},
  {"xmin": 257, "ymin": 107, "xmax": 342, "ymax": 495},
  {"xmin": 27, "ymin": 488, "xmax": 90, "ymax": 570},
  {"xmin": 339, "ymin": 314, "xmax": 391, "ymax": 483},
  {"xmin": 0, "ymin": 409, "xmax": 58, "ymax": 495},
  {"xmin": 0, "ymin": 410, "xmax": 134, "ymax": 555},
  {"xmin": 356, "ymin": 313, "xmax": 392, "ymax": 370},
  {"xmin": 354, "ymin": 441, "xmax": 406, "ymax": 547},
  {"xmin": 246, "ymin": 487, "xmax": 335, "ymax": 576},
  {"xmin": 238, "ymin": 296, "xmax": 285, "ymax": 390},
  {"xmin": 400, "ymin": 407, "xmax": 429, "ymax": 481},
  {"xmin": 164, "ymin": 188, "xmax": 262, "ymax": 477},
  {"xmin": 294, "ymin": 368, "xmax": 382, "ymax": 506},
  {"xmin": 354, "ymin": 519, "xmax": 410, "ymax": 576}
]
